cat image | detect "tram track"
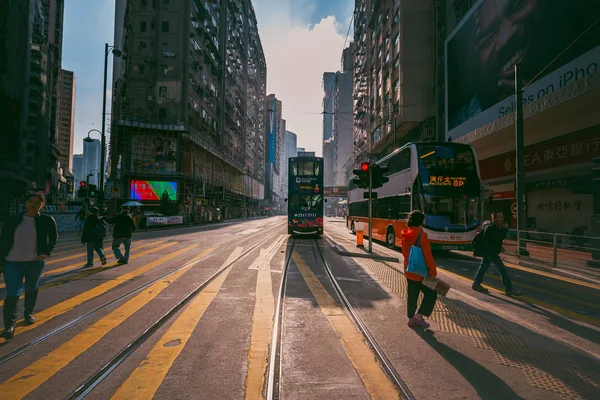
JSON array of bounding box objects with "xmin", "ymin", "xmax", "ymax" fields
[
  {"xmin": 66, "ymin": 229, "xmax": 282, "ymax": 399},
  {"xmin": 0, "ymin": 223, "xmax": 284, "ymax": 366},
  {"xmin": 267, "ymin": 237, "xmax": 415, "ymax": 400}
]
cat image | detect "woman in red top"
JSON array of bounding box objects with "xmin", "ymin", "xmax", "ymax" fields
[{"xmin": 401, "ymin": 210, "xmax": 438, "ymax": 328}]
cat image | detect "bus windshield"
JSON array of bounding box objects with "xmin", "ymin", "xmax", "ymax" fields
[{"xmin": 422, "ymin": 194, "xmax": 479, "ymax": 230}]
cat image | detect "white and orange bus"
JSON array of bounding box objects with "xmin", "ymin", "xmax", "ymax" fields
[{"xmin": 347, "ymin": 142, "xmax": 481, "ymax": 251}]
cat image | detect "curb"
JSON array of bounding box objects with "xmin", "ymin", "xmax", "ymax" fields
[{"xmin": 324, "ymin": 236, "xmax": 400, "ymax": 263}]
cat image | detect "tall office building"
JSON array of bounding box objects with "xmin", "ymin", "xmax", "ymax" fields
[
  {"xmin": 72, "ymin": 154, "xmax": 84, "ymax": 185},
  {"xmin": 333, "ymin": 44, "xmax": 354, "ymax": 187},
  {"xmin": 322, "ymin": 72, "xmax": 336, "ymax": 141},
  {"xmin": 58, "ymin": 69, "xmax": 75, "ymax": 174},
  {"xmin": 265, "ymin": 94, "xmax": 284, "ymax": 211},
  {"xmin": 83, "ymin": 139, "xmax": 101, "ymax": 186},
  {"xmin": 283, "ymin": 130, "xmax": 297, "ymax": 195},
  {"xmin": 111, "ymin": 0, "xmax": 266, "ymax": 217}
]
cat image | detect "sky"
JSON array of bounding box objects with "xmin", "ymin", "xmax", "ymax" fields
[{"xmin": 62, "ymin": 0, "xmax": 354, "ymax": 157}]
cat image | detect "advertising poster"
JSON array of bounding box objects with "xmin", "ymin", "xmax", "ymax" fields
[
  {"xmin": 445, "ymin": 0, "xmax": 600, "ymax": 140},
  {"xmin": 130, "ymin": 180, "xmax": 178, "ymax": 201},
  {"xmin": 131, "ymin": 135, "xmax": 178, "ymax": 175}
]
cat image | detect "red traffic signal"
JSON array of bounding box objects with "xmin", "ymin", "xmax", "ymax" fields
[
  {"xmin": 360, "ymin": 162, "xmax": 369, "ymax": 171},
  {"xmin": 80, "ymin": 181, "xmax": 86, "ymax": 188}
]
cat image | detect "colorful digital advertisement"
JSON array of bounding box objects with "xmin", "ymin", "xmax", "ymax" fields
[{"xmin": 130, "ymin": 180, "xmax": 178, "ymax": 201}]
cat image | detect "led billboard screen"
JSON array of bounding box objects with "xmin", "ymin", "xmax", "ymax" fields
[{"xmin": 130, "ymin": 180, "xmax": 177, "ymax": 201}]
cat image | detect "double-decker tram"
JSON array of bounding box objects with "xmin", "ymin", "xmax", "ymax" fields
[
  {"xmin": 287, "ymin": 156, "xmax": 324, "ymax": 235},
  {"xmin": 347, "ymin": 142, "xmax": 481, "ymax": 250}
]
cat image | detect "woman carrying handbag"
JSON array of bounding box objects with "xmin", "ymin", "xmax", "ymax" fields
[{"xmin": 401, "ymin": 210, "xmax": 438, "ymax": 328}]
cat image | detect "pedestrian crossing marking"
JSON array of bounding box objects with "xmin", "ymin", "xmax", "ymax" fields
[
  {"xmin": 111, "ymin": 247, "xmax": 244, "ymax": 399},
  {"xmin": 293, "ymin": 252, "xmax": 399, "ymax": 399},
  {"xmin": 0, "ymin": 241, "xmax": 182, "ymax": 344},
  {"xmin": 0, "ymin": 245, "xmax": 216, "ymax": 399},
  {"xmin": 0, "ymin": 241, "xmax": 163, "ymax": 291}
]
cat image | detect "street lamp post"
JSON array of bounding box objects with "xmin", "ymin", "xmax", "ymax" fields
[{"xmin": 98, "ymin": 43, "xmax": 122, "ymax": 206}]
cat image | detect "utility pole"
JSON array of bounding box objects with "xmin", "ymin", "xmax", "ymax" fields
[
  {"xmin": 514, "ymin": 64, "xmax": 529, "ymax": 257},
  {"xmin": 368, "ymin": 158, "xmax": 373, "ymax": 253}
]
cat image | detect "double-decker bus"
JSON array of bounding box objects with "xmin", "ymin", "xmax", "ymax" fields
[
  {"xmin": 347, "ymin": 142, "xmax": 481, "ymax": 250},
  {"xmin": 287, "ymin": 156, "xmax": 324, "ymax": 235}
]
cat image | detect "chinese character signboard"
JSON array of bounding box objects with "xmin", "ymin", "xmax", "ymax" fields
[
  {"xmin": 324, "ymin": 186, "xmax": 348, "ymax": 197},
  {"xmin": 479, "ymin": 128, "xmax": 600, "ymax": 181}
]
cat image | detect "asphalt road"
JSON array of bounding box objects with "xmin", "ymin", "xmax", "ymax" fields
[{"xmin": 0, "ymin": 216, "xmax": 597, "ymax": 400}]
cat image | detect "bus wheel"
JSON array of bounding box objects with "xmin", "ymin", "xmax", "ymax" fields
[
  {"xmin": 350, "ymin": 221, "xmax": 356, "ymax": 235},
  {"xmin": 386, "ymin": 227, "xmax": 396, "ymax": 249}
]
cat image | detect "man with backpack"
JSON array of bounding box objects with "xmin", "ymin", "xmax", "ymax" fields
[
  {"xmin": 81, "ymin": 206, "xmax": 107, "ymax": 267},
  {"xmin": 109, "ymin": 206, "xmax": 136, "ymax": 265},
  {"xmin": 472, "ymin": 212, "xmax": 523, "ymax": 296}
]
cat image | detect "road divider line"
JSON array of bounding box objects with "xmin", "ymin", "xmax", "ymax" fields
[
  {"xmin": 0, "ymin": 241, "xmax": 164, "ymax": 291},
  {"xmin": 0, "ymin": 246, "xmax": 215, "ymax": 399},
  {"xmin": 0, "ymin": 242, "xmax": 189, "ymax": 344},
  {"xmin": 111, "ymin": 247, "xmax": 244, "ymax": 399},
  {"xmin": 292, "ymin": 252, "xmax": 399, "ymax": 399},
  {"xmin": 245, "ymin": 237, "xmax": 285, "ymax": 400}
]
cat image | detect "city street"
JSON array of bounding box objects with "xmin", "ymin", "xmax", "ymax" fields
[{"xmin": 0, "ymin": 217, "xmax": 598, "ymax": 399}]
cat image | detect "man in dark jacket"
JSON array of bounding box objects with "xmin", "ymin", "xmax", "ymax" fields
[
  {"xmin": 81, "ymin": 206, "xmax": 107, "ymax": 267},
  {"xmin": 472, "ymin": 212, "xmax": 523, "ymax": 296},
  {"xmin": 109, "ymin": 206, "xmax": 136, "ymax": 265}
]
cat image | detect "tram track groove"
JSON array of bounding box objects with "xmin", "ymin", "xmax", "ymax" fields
[
  {"xmin": 0, "ymin": 223, "xmax": 283, "ymax": 365},
  {"xmin": 66, "ymin": 229, "xmax": 283, "ymax": 399}
]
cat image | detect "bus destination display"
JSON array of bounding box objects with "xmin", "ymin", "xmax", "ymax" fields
[{"xmin": 428, "ymin": 176, "xmax": 466, "ymax": 187}]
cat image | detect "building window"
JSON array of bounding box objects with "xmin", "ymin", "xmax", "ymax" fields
[
  {"xmin": 161, "ymin": 42, "xmax": 169, "ymax": 53},
  {"xmin": 140, "ymin": 21, "xmax": 146, "ymax": 32},
  {"xmin": 161, "ymin": 21, "xmax": 169, "ymax": 32},
  {"xmin": 159, "ymin": 86, "xmax": 167, "ymax": 97},
  {"xmin": 162, "ymin": 0, "xmax": 170, "ymax": 9},
  {"xmin": 141, "ymin": 0, "xmax": 147, "ymax": 7}
]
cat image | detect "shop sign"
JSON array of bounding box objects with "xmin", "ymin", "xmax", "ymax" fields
[
  {"xmin": 427, "ymin": 176, "xmax": 466, "ymax": 187},
  {"xmin": 479, "ymin": 128, "xmax": 600, "ymax": 180},
  {"xmin": 528, "ymin": 179, "xmax": 569, "ymax": 190},
  {"xmin": 492, "ymin": 191, "xmax": 515, "ymax": 200},
  {"xmin": 535, "ymin": 200, "xmax": 584, "ymax": 212},
  {"xmin": 324, "ymin": 186, "xmax": 348, "ymax": 197}
]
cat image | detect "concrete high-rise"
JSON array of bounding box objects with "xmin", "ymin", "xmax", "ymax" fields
[
  {"xmin": 72, "ymin": 154, "xmax": 84, "ymax": 186},
  {"xmin": 322, "ymin": 72, "xmax": 336, "ymax": 142},
  {"xmin": 283, "ymin": 130, "xmax": 297, "ymax": 195},
  {"xmin": 58, "ymin": 69, "xmax": 76, "ymax": 174},
  {"xmin": 83, "ymin": 139, "xmax": 101, "ymax": 186},
  {"xmin": 111, "ymin": 0, "xmax": 266, "ymax": 218},
  {"xmin": 333, "ymin": 44, "xmax": 354, "ymax": 187},
  {"xmin": 265, "ymin": 94, "xmax": 284, "ymax": 212},
  {"xmin": 353, "ymin": 0, "xmax": 436, "ymax": 164}
]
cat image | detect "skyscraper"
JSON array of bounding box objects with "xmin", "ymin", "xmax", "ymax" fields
[
  {"xmin": 83, "ymin": 139, "xmax": 101, "ymax": 186},
  {"xmin": 72, "ymin": 154, "xmax": 84, "ymax": 185},
  {"xmin": 265, "ymin": 94, "xmax": 284, "ymax": 211},
  {"xmin": 283, "ymin": 130, "xmax": 297, "ymax": 195},
  {"xmin": 333, "ymin": 44, "xmax": 354, "ymax": 187},
  {"xmin": 58, "ymin": 69, "xmax": 76, "ymax": 174},
  {"xmin": 111, "ymin": 0, "xmax": 266, "ymax": 217},
  {"xmin": 322, "ymin": 72, "xmax": 336, "ymax": 141}
]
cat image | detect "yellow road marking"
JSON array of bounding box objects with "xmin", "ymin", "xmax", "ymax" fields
[
  {"xmin": 0, "ymin": 241, "xmax": 163, "ymax": 291},
  {"xmin": 501, "ymin": 260, "xmax": 600, "ymax": 291},
  {"xmin": 245, "ymin": 237, "xmax": 286, "ymax": 400},
  {"xmin": 0, "ymin": 246, "xmax": 217, "ymax": 399},
  {"xmin": 292, "ymin": 252, "xmax": 399, "ymax": 399},
  {"xmin": 0, "ymin": 242, "xmax": 191, "ymax": 344},
  {"xmin": 112, "ymin": 247, "xmax": 244, "ymax": 400},
  {"xmin": 437, "ymin": 267, "xmax": 600, "ymax": 328},
  {"xmin": 46, "ymin": 240, "xmax": 160, "ymax": 265}
]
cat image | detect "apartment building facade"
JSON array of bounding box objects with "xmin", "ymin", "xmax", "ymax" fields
[{"xmin": 111, "ymin": 0, "xmax": 267, "ymax": 219}]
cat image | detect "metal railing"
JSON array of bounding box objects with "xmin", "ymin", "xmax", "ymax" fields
[{"xmin": 503, "ymin": 229, "xmax": 600, "ymax": 269}]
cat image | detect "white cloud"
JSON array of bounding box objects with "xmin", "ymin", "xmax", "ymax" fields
[{"xmin": 255, "ymin": 8, "xmax": 348, "ymax": 157}]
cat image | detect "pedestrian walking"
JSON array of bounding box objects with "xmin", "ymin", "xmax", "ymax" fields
[
  {"xmin": 81, "ymin": 206, "xmax": 107, "ymax": 267},
  {"xmin": 472, "ymin": 212, "xmax": 523, "ymax": 296},
  {"xmin": 401, "ymin": 210, "xmax": 438, "ymax": 329},
  {"xmin": 109, "ymin": 206, "xmax": 136, "ymax": 265},
  {"xmin": 0, "ymin": 194, "xmax": 57, "ymax": 339},
  {"xmin": 74, "ymin": 207, "xmax": 86, "ymax": 233}
]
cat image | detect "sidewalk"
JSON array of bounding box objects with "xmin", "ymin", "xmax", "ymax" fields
[{"xmin": 326, "ymin": 235, "xmax": 600, "ymax": 399}]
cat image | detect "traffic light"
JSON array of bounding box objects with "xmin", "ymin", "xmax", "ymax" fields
[
  {"xmin": 371, "ymin": 164, "xmax": 389, "ymax": 189},
  {"xmin": 77, "ymin": 181, "xmax": 87, "ymax": 198},
  {"xmin": 352, "ymin": 162, "xmax": 370, "ymax": 189},
  {"xmin": 88, "ymin": 184, "xmax": 98, "ymax": 198}
]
